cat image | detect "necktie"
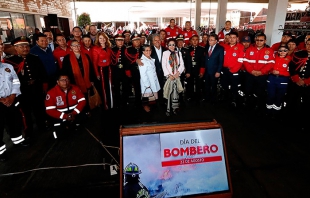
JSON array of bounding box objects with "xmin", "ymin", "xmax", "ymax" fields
[{"xmin": 208, "ymin": 46, "xmax": 213, "ymax": 57}]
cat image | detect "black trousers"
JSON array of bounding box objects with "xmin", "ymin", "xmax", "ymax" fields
[
  {"xmin": 0, "ymin": 98, "xmax": 24, "ymax": 149},
  {"xmin": 19, "ymin": 83, "xmax": 46, "ymax": 138}
]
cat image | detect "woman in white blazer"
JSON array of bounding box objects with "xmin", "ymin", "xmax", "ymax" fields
[
  {"xmin": 139, "ymin": 44, "xmax": 161, "ymax": 112},
  {"xmin": 161, "ymin": 38, "xmax": 185, "ymax": 116}
]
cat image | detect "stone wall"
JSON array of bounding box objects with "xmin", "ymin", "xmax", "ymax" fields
[{"xmin": 0, "ymin": 0, "xmax": 71, "ymax": 18}]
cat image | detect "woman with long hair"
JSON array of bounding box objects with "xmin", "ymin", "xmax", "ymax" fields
[{"xmin": 91, "ymin": 32, "xmax": 114, "ymax": 110}]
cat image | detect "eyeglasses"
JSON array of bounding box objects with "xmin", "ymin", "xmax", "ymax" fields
[
  {"xmin": 278, "ymin": 50, "xmax": 288, "ymax": 52},
  {"xmin": 168, "ymin": 44, "xmax": 175, "ymax": 46},
  {"xmin": 255, "ymin": 40, "xmax": 265, "ymax": 42},
  {"xmin": 58, "ymin": 79, "xmax": 69, "ymax": 82}
]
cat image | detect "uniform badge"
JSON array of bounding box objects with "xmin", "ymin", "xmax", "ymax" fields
[
  {"xmin": 283, "ymin": 64, "xmax": 287, "ymax": 67},
  {"xmin": 46, "ymin": 94, "xmax": 50, "ymax": 100},
  {"xmin": 265, "ymin": 50, "xmax": 270, "ymax": 55},
  {"xmin": 233, "ymin": 53, "xmax": 237, "ymax": 57},
  {"xmin": 103, "ymin": 60, "xmax": 106, "ymax": 63},
  {"xmin": 234, "ymin": 47, "xmax": 238, "ymax": 50},
  {"xmin": 185, "ymin": 33, "xmax": 188, "ymax": 36},
  {"xmin": 72, "ymin": 95, "xmax": 76, "ymax": 100},
  {"xmin": 167, "ymin": 32, "xmax": 170, "ymax": 35},
  {"xmin": 176, "ymin": 31, "xmax": 179, "ymax": 34},
  {"xmin": 5, "ymin": 68, "xmax": 11, "ymax": 73},
  {"xmin": 56, "ymin": 96, "xmax": 64, "ymax": 106},
  {"xmin": 71, "ymin": 90, "xmax": 76, "ymax": 95},
  {"xmin": 264, "ymin": 55, "xmax": 269, "ymax": 59},
  {"xmin": 224, "ymin": 51, "xmax": 226, "ymax": 55},
  {"xmin": 250, "ymin": 51, "xmax": 254, "ymax": 55}
]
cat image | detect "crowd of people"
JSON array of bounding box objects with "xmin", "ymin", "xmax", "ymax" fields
[{"xmin": 0, "ymin": 18, "xmax": 310, "ymax": 163}]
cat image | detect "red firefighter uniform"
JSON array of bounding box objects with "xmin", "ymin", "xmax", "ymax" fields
[
  {"xmin": 45, "ymin": 84, "xmax": 86, "ymax": 120},
  {"xmin": 266, "ymin": 56, "xmax": 291, "ymax": 116},
  {"xmin": 182, "ymin": 28, "xmax": 198, "ymax": 46},
  {"xmin": 53, "ymin": 46, "xmax": 71, "ymax": 69},
  {"xmin": 221, "ymin": 43, "xmax": 245, "ymax": 103},
  {"xmin": 243, "ymin": 45, "xmax": 275, "ymax": 110},
  {"xmin": 271, "ymin": 56, "xmax": 291, "ymax": 77},
  {"xmin": 223, "ymin": 43, "xmax": 244, "ymax": 73},
  {"xmin": 165, "ymin": 26, "xmax": 182, "ymax": 40},
  {"xmin": 91, "ymin": 45, "xmax": 112, "ymax": 77},
  {"xmin": 243, "ymin": 45, "xmax": 275, "ymax": 75}
]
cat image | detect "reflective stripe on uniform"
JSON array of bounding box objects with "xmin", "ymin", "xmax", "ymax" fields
[
  {"xmin": 46, "ymin": 106, "xmax": 56, "ymax": 110},
  {"xmin": 11, "ymin": 135, "xmax": 24, "ymax": 144},
  {"xmin": 258, "ymin": 60, "xmax": 275, "ymax": 64},
  {"xmin": 78, "ymin": 98, "xmax": 85, "ymax": 102},
  {"xmin": 243, "ymin": 58, "xmax": 256, "ymax": 63},
  {"xmin": 13, "ymin": 79, "xmax": 20, "ymax": 84},
  {"xmin": 53, "ymin": 132, "xmax": 57, "ymax": 139},
  {"xmin": 0, "ymin": 144, "xmax": 6, "ymax": 155},
  {"xmin": 60, "ymin": 112, "xmax": 65, "ymax": 119}
]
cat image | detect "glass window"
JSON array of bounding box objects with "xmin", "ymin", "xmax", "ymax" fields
[
  {"xmin": 25, "ymin": 14, "xmax": 35, "ymax": 38},
  {"xmin": 10, "ymin": 13, "xmax": 26, "ymax": 38},
  {"xmin": 0, "ymin": 11, "xmax": 14, "ymax": 43}
]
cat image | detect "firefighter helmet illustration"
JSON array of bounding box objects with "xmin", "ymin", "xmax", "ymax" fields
[{"xmin": 124, "ymin": 162, "xmax": 142, "ymax": 177}]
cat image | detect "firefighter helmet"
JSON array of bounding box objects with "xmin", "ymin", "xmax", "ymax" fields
[{"xmin": 124, "ymin": 162, "xmax": 142, "ymax": 177}]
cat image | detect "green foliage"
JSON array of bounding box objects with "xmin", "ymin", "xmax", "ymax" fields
[{"xmin": 77, "ymin": 12, "xmax": 91, "ymax": 27}]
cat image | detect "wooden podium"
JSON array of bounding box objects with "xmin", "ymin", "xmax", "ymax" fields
[{"xmin": 119, "ymin": 120, "xmax": 233, "ymax": 198}]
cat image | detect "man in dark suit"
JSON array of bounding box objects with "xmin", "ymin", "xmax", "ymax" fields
[{"xmin": 201, "ymin": 33, "xmax": 224, "ymax": 103}]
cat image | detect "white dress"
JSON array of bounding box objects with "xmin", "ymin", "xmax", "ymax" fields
[{"xmin": 139, "ymin": 54, "xmax": 161, "ymax": 98}]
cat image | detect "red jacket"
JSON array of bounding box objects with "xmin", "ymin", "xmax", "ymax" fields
[
  {"xmin": 165, "ymin": 25, "xmax": 182, "ymax": 40},
  {"xmin": 45, "ymin": 84, "xmax": 86, "ymax": 120},
  {"xmin": 271, "ymin": 56, "xmax": 291, "ymax": 77},
  {"xmin": 223, "ymin": 43, "xmax": 244, "ymax": 73},
  {"xmin": 91, "ymin": 46, "xmax": 112, "ymax": 77},
  {"xmin": 270, "ymin": 42, "xmax": 282, "ymax": 52},
  {"xmin": 182, "ymin": 28, "xmax": 198, "ymax": 45},
  {"xmin": 243, "ymin": 45, "xmax": 275, "ymax": 75},
  {"xmin": 81, "ymin": 46, "xmax": 92, "ymax": 57},
  {"xmin": 53, "ymin": 46, "xmax": 71, "ymax": 69}
]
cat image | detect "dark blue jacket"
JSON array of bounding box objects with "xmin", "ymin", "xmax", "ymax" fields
[
  {"xmin": 204, "ymin": 44, "xmax": 224, "ymax": 75},
  {"xmin": 30, "ymin": 45, "xmax": 57, "ymax": 77}
]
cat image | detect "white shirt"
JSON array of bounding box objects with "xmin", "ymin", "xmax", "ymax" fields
[{"xmin": 154, "ymin": 46, "xmax": 162, "ymax": 63}]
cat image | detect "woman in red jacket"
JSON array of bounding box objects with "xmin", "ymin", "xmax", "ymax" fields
[
  {"xmin": 266, "ymin": 45, "xmax": 291, "ymax": 119},
  {"xmin": 91, "ymin": 32, "xmax": 114, "ymax": 110}
]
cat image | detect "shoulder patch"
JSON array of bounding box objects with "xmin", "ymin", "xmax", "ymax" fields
[
  {"xmin": 46, "ymin": 94, "xmax": 50, "ymax": 100},
  {"xmin": 4, "ymin": 68, "xmax": 11, "ymax": 73}
]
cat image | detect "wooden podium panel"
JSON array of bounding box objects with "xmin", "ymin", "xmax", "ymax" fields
[{"xmin": 120, "ymin": 120, "xmax": 233, "ymax": 198}]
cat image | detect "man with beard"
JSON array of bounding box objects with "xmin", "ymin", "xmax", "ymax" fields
[{"xmin": 87, "ymin": 25, "xmax": 97, "ymax": 44}]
